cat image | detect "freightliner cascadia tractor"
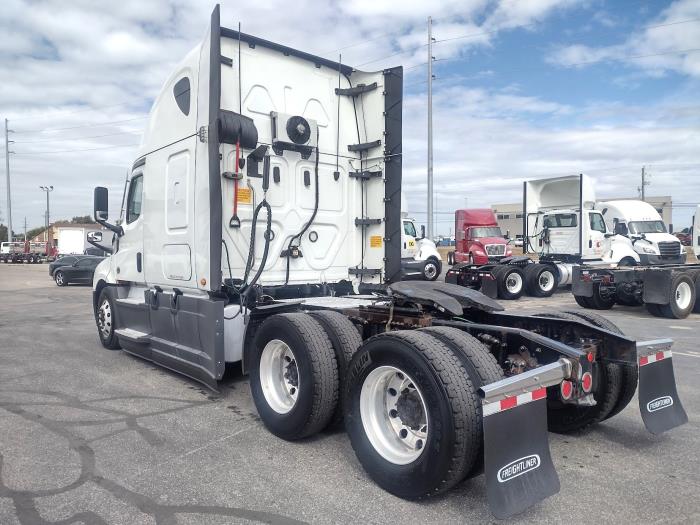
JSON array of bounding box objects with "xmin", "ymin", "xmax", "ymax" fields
[{"xmin": 89, "ymin": 6, "xmax": 687, "ymax": 519}]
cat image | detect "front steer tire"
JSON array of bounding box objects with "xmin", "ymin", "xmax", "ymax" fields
[
  {"xmin": 251, "ymin": 313, "xmax": 338, "ymax": 441},
  {"xmin": 344, "ymin": 330, "xmax": 480, "ymax": 499},
  {"xmin": 96, "ymin": 288, "xmax": 121, "ymax": 350}
]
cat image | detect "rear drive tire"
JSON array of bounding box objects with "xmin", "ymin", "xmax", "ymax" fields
[
  {"xmin": 419, "ymin": 326, "xmax": 504, "ymax": 478},
  {"xmin": 524, "ymin": 263, "xmax": 558, "ymax": 297},
  {"xmin": 344, "ymin": 331, "xmax": 480, "ymax": 499},
  {"xmin": 658, "ymin": 273, "xmax": 695, "ymax": 319},
  {"xmin": 54, "ymin": 271, "xmax": 67, "ymax": 286},
  {"xmin": 534, "ymin": 311, "xmax": 622, "ymax": 433},
  {"xmin": 560, "ymin": 310, "xmax": 637, "ymax": 421},
  {"xmin": 96, "ymin": 288, "xmax": 121, "ymax": 350},
  {"xmin": 308, "ymin": 310, "xmax": 362, "ymax": 427},
  {"xmin": 493, "ymin": 265, "xmax": 525, "ymax": 300},
  {"xmin": 447, "ymin": 252, "xmax": 454, "ymax": 266},
  {"xmin": 574, "ymin": 294, "xmax": 593, "ymax": 308},
  {"xmin": 251, "ymin": 313, "xmax": 339, "ymax": 440},
  {"xmin": 589, "ymin": 283, "xmax": 615, "ymax": 310},
  {"xmin": 693, "ymin": 274, "xmax": 700, "ymax": 314}
]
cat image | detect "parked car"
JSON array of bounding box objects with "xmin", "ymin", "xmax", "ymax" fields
[
  {"xmin": 48, "ymin": 254, "xmax": 96, "ymax": 277},
  {"xmin": 53, "ymin": 257, "xmax": 104, "ymax": 286}
]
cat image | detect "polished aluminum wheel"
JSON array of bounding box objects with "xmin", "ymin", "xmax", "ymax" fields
[
  {"xmin": 55, "ymin": 272, "xmax": 65, "ymax": 286},
  {"xmin": 360, "ymin": 366, "xmax": 428, "ymax": 465},
  {"xmin": 259, "ymin": 339, "xmax": 299, "ymax": 414},
  {"xmin": 97, "ymin": 298, "xmax": 112, "ymax": 338},
  {"xmin": 423, "ymin": 261, "xmax": 438, "ymax": 280}
]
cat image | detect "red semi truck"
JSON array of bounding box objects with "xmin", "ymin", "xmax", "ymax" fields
[{"xmin": 447, "ymin": 209, "xmax": 512, "ymax": 265}]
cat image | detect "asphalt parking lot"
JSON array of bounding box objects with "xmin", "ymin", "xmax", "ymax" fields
[{"xmin": 1, "ymin": 263, "xmax": 698, "ymax": 524}]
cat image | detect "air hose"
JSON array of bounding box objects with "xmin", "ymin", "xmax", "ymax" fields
[{"xmin": 284, "ymin": 131, "xmax": 320, "ymax": 285}]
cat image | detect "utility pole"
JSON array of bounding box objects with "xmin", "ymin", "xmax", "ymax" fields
[
  {"xmin": 5, "ymin": 118, "xmax": 14, "ymax": 242},
  {"xmin": 39, "ymin": 186, "xmax": 53, "ymax": 246},
  {"xmin": 427, "ymin": 16, "xmax": 435, "ymax": 240}
]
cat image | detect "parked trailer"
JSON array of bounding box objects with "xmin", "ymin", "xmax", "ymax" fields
[
  {"xmin": 0, "ymin": 241, "xmax": 50, "ymax": 263},
  {"xmin": 572, "ymin": 263, "xmax": 700, "ymax": 318},
  {"xmin": 88, "ymin": 6, "xmax": 687, "ymax": 518}
]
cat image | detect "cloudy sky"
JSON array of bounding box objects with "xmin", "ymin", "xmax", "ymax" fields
[{"xmin": 1, "ymin": 0, "xmax": 699, "ymax": 236}]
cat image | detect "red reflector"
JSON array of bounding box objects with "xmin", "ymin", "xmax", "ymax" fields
[
  {"xmin": 582, "ymin": 372, "xmax": 593, "ymax": 393},
  {"xmin": 640, "ymin": 356, "xmax": 649, "ymax": 366},
  {"xmin": 500, "ymin": 396, "xmax": 518, "ymax": 411},
  {"xmin": 587, "ymin": 352, "xmax": 594, "ymax": 362},
  {"xmin": 532, "ymin": 387, "xmax": 547, "ymax": 400},
  {"xmin": 560, "ymin": 381, "xmax": 572, "ymax": 400},
  {"xmin": 656, "ymin": 351, "xmax": 665, "ymax": 362}
]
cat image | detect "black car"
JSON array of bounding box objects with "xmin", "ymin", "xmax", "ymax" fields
[
  {"xmin": 54, "ymin": 257, "xmax": 105, "ymax": 286},
  {"xmin": 48, "ymin": 255, "xmax": 96, "ymax": 277}
]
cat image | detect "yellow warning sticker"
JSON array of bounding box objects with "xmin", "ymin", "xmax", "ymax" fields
[
  {"xmin": 237, "ymin": 187, "xmax": 252, "ymax": 205},
  {"xmin": 408, "ymin": 239, "xmax": 415, "ymax": 248},
  {"xmin": 370, "ymin": 235, "xmax": 383, "ymax": 248}
]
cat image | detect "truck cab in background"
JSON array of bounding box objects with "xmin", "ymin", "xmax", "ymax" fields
[
  {"xmin": 451, "ymin": 209, "xmax": 511, "ymax": 266},
  {"xmin": 597, "ymin": 200, "xmax": 686, "ymax": 266},
  {"xmin": 400, "ymin": 216, "xmax": 442, "ymax": 281}
]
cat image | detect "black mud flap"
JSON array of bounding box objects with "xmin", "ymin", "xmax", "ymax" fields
[
  {"xmin": 638, "ymin": 343, "xmax": 688, "ymax": 435},
  {"xmin": 480, "ymin": 275, "xmax": 498, "ymax": 299},
  {"xmin": 483, "ymin": 389, "xmax": 560, "ymax": 519}
]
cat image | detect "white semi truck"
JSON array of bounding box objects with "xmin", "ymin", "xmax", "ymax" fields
[
  {"xmin": 89, "ymin": 6, "xmax": 686, "ymax": 519},
  {"xmin": 596, "ymin": 199, "xmax": 685, "ymax": 266},
  {"xmin": 400, "ymin": 195, "xmax": 442, "ymax": 281}
]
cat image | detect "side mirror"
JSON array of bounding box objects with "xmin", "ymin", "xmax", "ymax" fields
[
  {"xmin": 94, "ymin": 187, "xmax": 109, "ymax": 222},
  {"xmin": 87, "ymin": 231, "xmax": 103, "ymax": 243},
  {"xmin": 420, "ymin": 225, "xmax": 426, "ymax": 240}
]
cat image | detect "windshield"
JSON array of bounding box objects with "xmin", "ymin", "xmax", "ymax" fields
[
  {"xmin": 403, "ymin": 220, "xmax": 417, "ymax": 237},
  {"xmin": 629, "ymin": 221, "xmax": 666, "ymax": 234},
  {"xmin": 470, "ymin": 227, "xmax": 503, "ymax": 238},
  {"xmin": 544, "ymin": 213, "xmax": 578, "ymax": 228}
]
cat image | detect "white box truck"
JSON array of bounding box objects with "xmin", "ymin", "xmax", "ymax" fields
[{"xmin": 87, "ymin": 6, "xmax": 686, "ymax": 519}]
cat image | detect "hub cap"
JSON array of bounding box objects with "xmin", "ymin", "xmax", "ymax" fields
[
  {"xmin": 360, "ymin": 366, "xmax": 428, "ymax": 465},
  {"xmin": 539, "ymin": 270, "xmax": 555, "ymax": 292},
  {"xmin": 674, "ymin": 282, "xmax": 692, "ymax": 310},
  {"xmin": 505, "ymin": 271, "xmax": 523, "ymax": 294},
  {"xmin": 259, "ymin": 340, "xmax": 299, "ymax": 414},
  {"xmin": 424, "ymin": 262, "xmax": 438, "ymax": 280},
  {"xmin": 97, "ymin": 298, "xmax": 112, "ymax": 338}
]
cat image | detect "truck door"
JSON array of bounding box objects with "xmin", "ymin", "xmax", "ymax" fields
[
  {"xmin": 402, "ymin": 220, "xmax": 418, "ymax": 259},
  {"xmin": 111, "ymin": 168, "xmax": 145, "ymax": 283},
  {"xmin": 586, "ymin": 211, "xmax": 607, "ymax": 259}
]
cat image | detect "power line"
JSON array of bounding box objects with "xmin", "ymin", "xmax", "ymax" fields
[
  {"xmin": 13, "ymin": 143, "xmax": 140, "ymax": 156},
  {"xmin": 13, "ymin": 116, "xmax": 148, "ymax": 134},
  {"xmin": 13, "ymin": 130, "xmax": 143, "ymax": 144}
]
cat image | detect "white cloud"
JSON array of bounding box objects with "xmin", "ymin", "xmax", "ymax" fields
[{"xmin": 547, "ymin": 0, "xmax": 700, "ymax": 77}]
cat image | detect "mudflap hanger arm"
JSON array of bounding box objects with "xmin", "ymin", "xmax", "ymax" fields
[
  {"xmin": 636, "ymin": 338, "xmax": 688, "ymax": 435},
  {"xmin": 478, "ymin": 359, "xmax": 572, "ymax": 519}
]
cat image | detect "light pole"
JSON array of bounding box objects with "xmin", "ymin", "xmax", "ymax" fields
[{"xmin": 39, "ymin": 186, "xmax": 53, "ymax": 245}]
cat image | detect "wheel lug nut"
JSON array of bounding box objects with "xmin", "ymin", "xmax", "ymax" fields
[
  {"xmin": 399, "ymin": 428, "xmax": 408, "ymax": 439},
  {"xmin": 389, "ymin": 409, "xmax": 398, "ymax": 418}
]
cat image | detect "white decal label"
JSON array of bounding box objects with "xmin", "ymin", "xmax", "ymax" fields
[
  {"xmin": 647, "ymin": 396, "xmax": 673, "ymax": 412},
  {"xmin": 497, "ymin": 454, "xmax": 541, "ymax": 483}
]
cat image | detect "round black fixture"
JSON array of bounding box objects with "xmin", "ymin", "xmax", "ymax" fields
[
  {"xmin": 286, "ymin": 116, "xmax": 311, "ymax": 145},
  {"xmin": 309, "ymin": 231, "xmax": 318, "ymax": 243}
]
